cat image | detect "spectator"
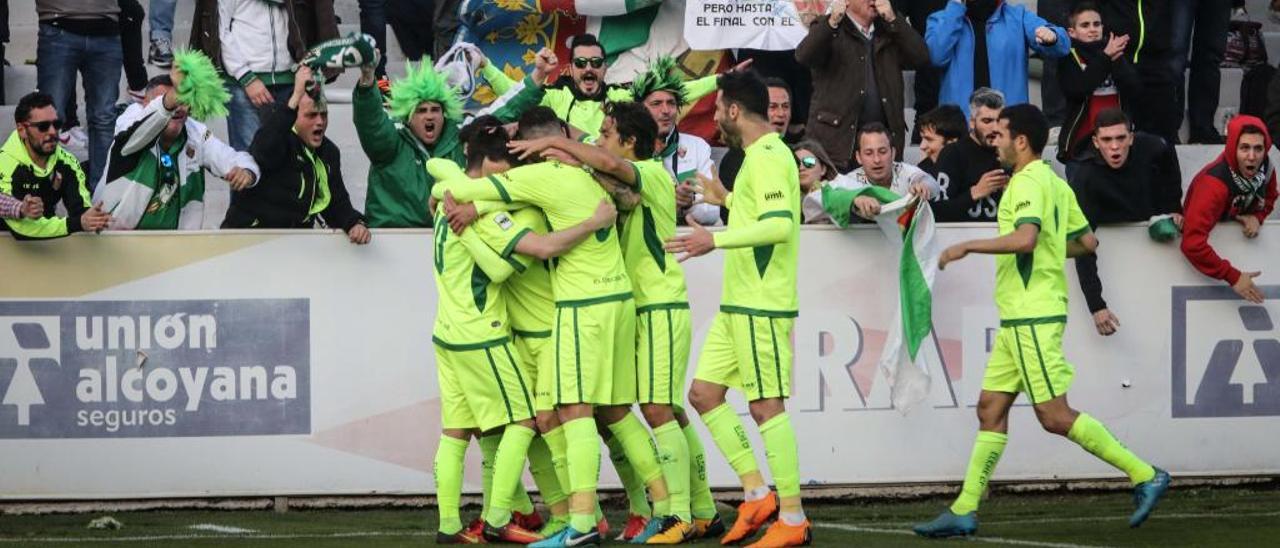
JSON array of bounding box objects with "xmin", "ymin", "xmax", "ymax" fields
[
  {"xmin": 1180, "ymin": 115, "xmax": 1277, "ymax": 304},
  {"xmin": 718, "ymin": 78, "xmax": 793, "ymax": 223},
  {"xmin": 221, "ymin": 66, "xmax": 369, "ymax": 245},
  {"xmin": 1037, "ymin": 0, "xmax": 1071, "ymax": 127},
  {"xmin": 353, "ymin": 59, "xmax": 464, "ymax": 228},
  {"xmin": 925, "ymin": 0, "xmax": 1069, "ymax": 117},
  {"xmin": 793, "ymin": 140, "xmax": 852, "ymax": 224},
  {"xmin": 198, "ymin": 0, "xmax": 339, "ymax": 151},
  {"xmin": 1169, "ymin": 1, "xmax": 1230, "ymax": 144},
  {"xmin": 357, "ymin": 0, "xmax": 389, "ymax": 78},
  {"xmin": 96, "ymin": 75, "xmax": 259, "ymax": 230},
  {"xmin": 0, "ymin": 92, "xmax": 111, "ymax": 239},
  {"xmin": 0, "ymin": 193, "xmax": 44, "ymax": 220},
  {"xmin": 796, "ymin": 0, "xmax": 929, "ymax": 172},
  {"xmin": 35, "ymin": 0, "xmax": 124, "ymax": 189},
  {"xmin": 1091, "ymin": 0, "xmax": 1177, "ymax": 142},
  {"xmin": 148, "ymin": 0, "xmax": 176, "ymax": 67},
  {"xmin": 916, "ymin": 104, "xmax": 966, "ymax": 177},
  {"xmin": 120, "ymin": 0, "xmax": 148, "ymax": 104},
  {"xmin": 1068, "ymin": 108, "xmax": 1183, "ymax": 336},
  {"xmin": 388, "ymin": 0, "xmax": 434, "ymax": 62},
  {"xmin": 631, "ymin": 56, "xmax": 722, "ymax": 226},
  {"xmin": 888, "ymin": 0, "xmax": 948, "ymax": 144},
  {"xmin": 1056, "ymin": 2, "xmax": 1140, "ymax": 167},
  {"xmin": 738, "ymin": 48, "xmax": 812, "ymax": 143},
  {"xmin": 931, "ymin": 87, "xmax": 1005, "ymax": 222},
  {"xmin": 846, "ymin": 122, "xmax": 939, "ymax": 220}
]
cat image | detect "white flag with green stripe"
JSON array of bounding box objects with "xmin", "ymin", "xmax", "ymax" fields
[{"xmin": 822, "ymin": 185, "xmax": 939, "ymax": 412}]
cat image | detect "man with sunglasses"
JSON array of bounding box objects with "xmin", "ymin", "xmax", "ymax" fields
[
  {"xmin": 478, "ymin": 34, "xmax": 726, "ymax": 141},
  {"xmin": 96, "ymin": 74, "xmax": 259, "ymax": 230},
  {"xmin": 1, "ymin": 92, "xmax": 111, "ymax": 239}
]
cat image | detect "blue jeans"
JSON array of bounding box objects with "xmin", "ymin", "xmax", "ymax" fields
[
  {"xmin": 226, "ymin": 81, "xmax": 294, "ymax": 151},
  {"xmin": 36, "ymin": 23, "xmax": 122, "ymax": 189},
  {"xmin": 1168, "ymin": 0, "xmax": 1230, "ymax": 140},
  {"xmin": 149, "ymin": 0, "xmax": 177, "ymax": 41}
]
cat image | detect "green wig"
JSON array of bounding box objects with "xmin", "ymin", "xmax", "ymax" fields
[
  {"xmin": 630, "ymin": 56, "xmax": 687, "ymax": 107},
  {"xmin": 172, "ymin": 49, "xmax": 231, "ymax": 120},
  {"xmin": 389, "ymin": 60, "xmax": 464, "ymax": 123}
]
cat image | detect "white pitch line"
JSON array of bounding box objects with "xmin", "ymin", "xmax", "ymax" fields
[
  {"xmin": 814, "ymin": 522, "xmax": 1109, "ymax": 548},
  {"xmin": 187, "ymin": 524, "xmax": 258, "ymax": 534},
  {"xmin": 978, "ymin": 509, "xmax": 1280, "ymax": 526},
  {"xmin": 0, "ymin": 531, "xmax": 431, "ymax": 544}
]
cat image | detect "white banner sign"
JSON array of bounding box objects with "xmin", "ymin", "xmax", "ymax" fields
[
  {"xmin": 1, "ymin": 224, "xmax": 1278, "ymax": 499},
  {"xmin": 684, "ymin": 1, "xmax": 814, "ymax": 51}
]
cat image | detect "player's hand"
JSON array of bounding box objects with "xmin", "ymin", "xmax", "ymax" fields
[
  {"xmin": 542, "ymin": 147, "xmax": 582, "ymax": 167},
  {"xmin": 225, "ymin": 167, "xmax": 256, "ymax": 191},
  {"xmin": 587, "ymin": 199, "xmax": 617, "ymax": 230},
  {"xmin": 443, "ymin": 192, "xmax": 478, "ymax": 235},
  {"xmin": 1104, "ymin": 33, "xmax": 1129, "ymax": 60},
  {"xmin": 1035, "ymin": 26, "xmax": 1058, "ymax": 45},
  {"xmin": 507, "ymin": 136, "xmax": 561, "ymax": 161},
  {"xmin": 909, "ymin": 181, "xmax": 932, "ymax": 200},
  {"xmin": 854, "ymin": 195, "xmax": 881, "ymax": 219},
  {"xmin": 347, "ymin": 222, "xmax": 372, "ymax": 245},
  {"xmin": 245, "ymin": 79, "xmax": 275, "ymax": 107},
  {"xmin": 828, "ymin": 0, "xmax": 848, "ymax": 28},
  {"xmin": 725, "ymin": 57, "xmax": 754, "ymax": 75},
  {"xmin": 80, "ymin": 202, "xmax": 112, "ymax": 232},
  {"xmin": 972, "ymin": 169, "xmax": 1009, "ymax": 200},
  {"xmin": 21, "ymin": 195, "xmax": 43, "ymax": 219},
  {"xmin": 938, "ymin": 243, "xmax": 968, "ymax": 271},
  {"xmin": 675, "ymin": 180, "xmax": 697, "ymax": 208},
  {"xmin": 872, "ymin": 0, "xmax": 895, "ymax": 22},
  {"xmin": 1233, "ymin": 271, "xmax": 1264, "ymax": 304},
  {"xmin": 1092, "ymin": 308, "xmax": 1121, "ymax": 336},
  {"xmin": 1237, "ymin": 214, "xmax": 1261, "ymax": 238},
  {"xmin": 692, "ymin": 169, "xmax": 728, "ymax": 206},
  {"xmin": 665, "ymin": 216, "xmax": 716, "ymax": 262}
]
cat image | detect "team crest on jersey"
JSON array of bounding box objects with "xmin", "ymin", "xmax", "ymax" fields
[{"xmin": 494, "ymin": 213, "xmax": 514, "ymax": 231}]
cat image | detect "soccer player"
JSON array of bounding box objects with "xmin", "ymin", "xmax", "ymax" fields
[
  {"xmin": 431, "ymin": 118, "xmax": 617, "ymax": 545},
  {"xmin": 429, "ymin": 107, "xmax": 637, "ymax": 548},
  {"xmin": 664, "ymin": 70, "xmax": 811, "ymax": 547},
  {"xmin": 510, "ymin": 101, "xmax": 724, "ymax": 543},
  {"xmin": 913, "ymin": 104, "xmax": 1170, "ymax": 539}
]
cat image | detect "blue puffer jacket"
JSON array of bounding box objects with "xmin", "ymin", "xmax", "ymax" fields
[{"xmin": 926, "ymin": 0, "xmax": 1070, "ymax": 116}]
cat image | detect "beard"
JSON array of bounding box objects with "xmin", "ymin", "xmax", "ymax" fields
[{"xmin": 717, "ymin": 119, "xmax": 742, "ymax": 148}]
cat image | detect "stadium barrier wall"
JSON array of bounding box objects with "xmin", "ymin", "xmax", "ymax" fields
[{"xmin": 1, "ymin": 224, "xmax": 1278, "ymax": 499}]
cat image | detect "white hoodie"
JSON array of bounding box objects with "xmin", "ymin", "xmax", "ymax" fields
[{"xmin": 219, "ymin": 0, "xmax": 295, "ymax": 86}]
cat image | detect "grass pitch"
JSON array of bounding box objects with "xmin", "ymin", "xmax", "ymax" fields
[{"xmin": 1, "ymin": 482, "xmax": 1277, "ymax": 547}]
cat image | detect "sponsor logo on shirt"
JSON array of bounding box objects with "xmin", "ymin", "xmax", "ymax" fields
[{"xmin": 764, "ymin": 191, "xmax": 784, "ymax": 201}]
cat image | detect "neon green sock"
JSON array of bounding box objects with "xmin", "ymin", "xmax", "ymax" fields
[
  {"xmin": 683, "ymin": 422, "xmax": 718, "ymax": 520},
  {"xmin": 654, "ymin": 421, "xmax": 692, "ymax": 521},
  {"xmin": 485, "ymin": 424, "xmax": 537, "ymax": 527},
  {"xmin": 564, "ymin": 417, "xmax": 601, "ymax": 533},
  {"xmin": 607, "ymin": 414, "xmax": 668, "ymax": 515},
  {"xmin": 1068, "ymin": 413, "xmax": 1156, "ymax": 484},
  {"xmin": 529, "ymin": 435, "xmax": 568, "ymax": 508},
  {"xmin": 951, "ymin": 430, "xmax": 1007, "ymax": 515},
  {"xmin": 759, "ymin": 413, "xmax": 801, "ymax": 501},
  {"xmin": 544, "ymin": 425, "xmax": 572, "ymax": 498},
  {"xmin": 702, "ymin": 403, "xmax": 760, "ymax": 477},
  {"xmin": 479, "ymin": 434, "xmax": 501, "ymax": 517},
  {"xmin": 605, "ymin": 433, "xmax": 652, "ymax": 517},
  {"xmin": 434, "ymin": 435, "xmax": 469, "ymax": 534}
]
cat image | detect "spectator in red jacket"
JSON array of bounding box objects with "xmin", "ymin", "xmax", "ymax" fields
[{"xmin": 1180, "ymin": 115, "xmax": 1277, "ymax": 303}]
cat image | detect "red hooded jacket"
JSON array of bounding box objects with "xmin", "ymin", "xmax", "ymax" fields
[{"xmin": 1180, "ymin": 115, "xmax": 1278, "ymax": 285}]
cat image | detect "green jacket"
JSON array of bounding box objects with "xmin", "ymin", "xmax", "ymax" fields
[
  {"xmin": 0, "ymin": 131, "xmax": 91, "ymax": 239},
  {"xmin": 353, "ymin": 84, "xmax": 464, "ymax": 228},
  {"xmin": 481, "ymin": 64, "xmax": 719, "ymax": 140}
]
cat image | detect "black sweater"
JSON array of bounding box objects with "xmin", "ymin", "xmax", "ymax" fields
[
  {"xmin": 1069, "ymin": 132, "xmax": 1182, "ymax": 313},
  {"xmin": 222, "ymin": 103, "xmax": 363, "ymax": 230},
  {"xmin": 1056, "ymin": 38, "xmax": 1141, "ymax": 162},
  {"xmin": 930, "ymin": 136, "xmax": 1001, "ymax": 222}
]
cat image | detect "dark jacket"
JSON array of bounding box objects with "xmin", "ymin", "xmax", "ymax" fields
[
  {"xmin": 189, "ymin": 0, "xmax": 338, "ymax": 73},
  {"xmin": 222, "ymin": 103, "xmax": 363, "ymax": 230},
  {"xmin": 796, "ymin": 12, "xmax": 929, "ymax": 171},
  {"xmin": 929, "ymin": 135, "xmax": 1001, "ymax": 222},
  {"xmin": 1069, "ymin": 132, "xmax": 1182, "ymax": 312},
  {"xmin": 1094, "ymin": 0, "xmax": 1171, "ymax": 60},
  {"xmin": 1181, "ymin": 115, "xmax": 1278, "ymax": 285},
  {"xmin": 1056, "ymin": 39, "xmax": 1141, "ymax": 162}
]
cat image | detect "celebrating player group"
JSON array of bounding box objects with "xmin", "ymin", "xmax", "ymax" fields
[{"xmin": 419, "ymin": 40, "xmax": 1169, "ymax": 547}]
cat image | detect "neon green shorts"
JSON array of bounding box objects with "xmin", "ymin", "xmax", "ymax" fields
[
  {"xmin": 983, "ymin": 320, "xmax": 1075, "ymax": 405},
  {"xmin": 551, "ymin": 298, "xmax": 637, "ymax": 406},
  {"xmin": 435, "ymin": 341, "xmax": 535, "ymax": 432},
  {"xmin": 636, "ymin": 304, "xmax": 692, "ymax": 406},
  {"xmin": 694, "ymin": 311, "xmax": 794, "ymax": 401},
  {"xmin": 513, "ymin": 332, "xmax": 555, "ymax": 412}
]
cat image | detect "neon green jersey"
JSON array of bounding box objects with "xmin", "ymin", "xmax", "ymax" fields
[
  {"xmin": 994, "ymin": 160, "xmax": 1091, "ymax": 323},
  {"xmin": 430, "ymin": 207, "xmax": 510, "ymax": 349},
  {"xmin": 472, "ymin": 206, "xmax": 555, "ymax": 337},
  {"xmin": 718, "ymin": 132, "xmax": 801, "ymax": 317},
  {"xmin": 621, "ymin": 159, "xmax": 687, "ymax": 309},
  {"xmin": 433, "ymin": 160, "xmax": 632, "ymax": 306}
]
